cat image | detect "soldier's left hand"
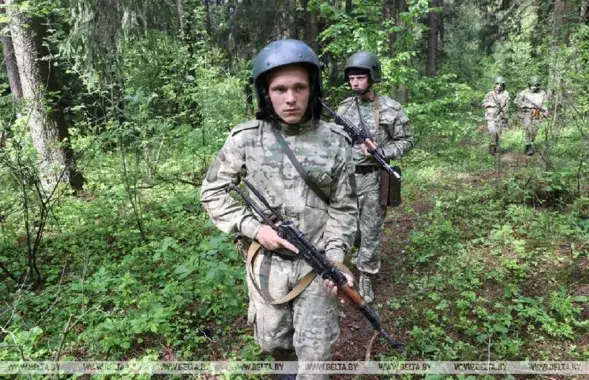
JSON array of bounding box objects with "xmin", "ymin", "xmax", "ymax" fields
[
  {"xmin": 360, "ymin": 143, "xmax": 371, "ymax": 156},
  {"xmin": 324, "ymin": 272, "xmax": 354, "ymax": 302}
]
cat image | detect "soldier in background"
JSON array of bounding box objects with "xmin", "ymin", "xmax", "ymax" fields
[
  {"xmin": 482, "ymin": 76, "xmax": 510, "ymax": 155},
  {"xmin": 200, "ymin": 39, "xmax": 357, "ymax": 380},
  {"xmin": 337, "ymin": 52, "xmax": 413, "ymax": 304},
  {"xmin": 514, "ymin": 76, "xmax": 549, "ymax": 156}
]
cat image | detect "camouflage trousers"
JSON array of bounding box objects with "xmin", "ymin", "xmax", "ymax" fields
[
  {"xmin": 246, "ymin": 248, "xmax": 339, "ymax": 380},
  {"xmin": 519, "ymin": 111, "xmax": 542, "ymax": 145},
  {"xmin": 487, "ymin": 118, "xmax": 507, "ymax": 146},
  {"xmin": 352, "ymin": 170, "xmax": 387, "ymax": 275}
]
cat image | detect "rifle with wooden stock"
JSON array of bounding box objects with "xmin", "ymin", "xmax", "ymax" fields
[{"xmin": 229, "ymin": 179, "xmax": 404, "ymax": 350}]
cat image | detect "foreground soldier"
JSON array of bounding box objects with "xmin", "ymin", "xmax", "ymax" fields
[
  {"xmin": 337, "ymin": 52, "xmax": 413, "ymax": 303},
  {"xmin": 200, "ymin": 39, "xmax": 357, "ymax": 379},
  {"xmin": 482, "ymin": 76, "xmax": 510, "ymax": 155},
  {"xmin": 514, "ymin": 76, "xmax": 549, "ymax": 156}
]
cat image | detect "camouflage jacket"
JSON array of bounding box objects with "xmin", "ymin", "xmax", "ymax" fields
[
  {"xmin": 482, "ymin": 90, "xmax": 510, "ymax": 120},
  {"xmin": 514, "ymin": 89, "xmax": 548, "ymax": 111},
  {"xmin": 199, "ymin": 118, "xmax": 358, "ymax": 263},
  {"xmin": 337, "ymin": 94, "xmax": 413, "ymax": 166}
]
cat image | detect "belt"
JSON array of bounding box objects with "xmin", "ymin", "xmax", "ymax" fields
[{"xmin": 355, "ymin": 165, "xmax": 380, "ymax": 175}]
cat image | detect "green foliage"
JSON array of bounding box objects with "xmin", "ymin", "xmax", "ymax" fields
[{"xmin": 1, "ymin": 0, "xmax": 588, "ymax": 370}]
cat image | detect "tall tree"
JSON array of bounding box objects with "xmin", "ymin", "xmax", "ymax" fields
[
  {"xmin": 383, "ymin": 0, "xmax": 408, "ymax": 55},
  {"xmin": 5, "ymin": 0, "xmax": 83, "ymax": 190},
  {"xmin": 301, "ymin": 0, "xmax": 319, "ymax": 52},
  {"xmin": 426, "ymin": 0, "xmax": 441, "ymax": 77},
  {"xmin": 345, "ymin": 0, "xmax": 353, "ymax": 14},
  {"xmin": 0, "ymin": 0, "xmax": 22, "ymax": 100}
]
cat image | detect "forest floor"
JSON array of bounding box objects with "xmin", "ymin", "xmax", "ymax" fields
[{"xmin": 327, "ymin": 140, "xmax": 588, "ymax": 378}]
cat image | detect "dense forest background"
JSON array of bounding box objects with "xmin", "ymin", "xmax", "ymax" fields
[{"xmin": 0, "ymin": 0, "xmax": 587, "ymax": 371}]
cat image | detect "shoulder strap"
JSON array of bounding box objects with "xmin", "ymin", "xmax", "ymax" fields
[
  {"xmin": 247, "ymin": 241, "xmax": 355, "ymax": 305},
  {"xmin": 271, "ymin": 128, "xmax": 330, "ymax": 205},
  {"xmin": 355, "ymin": 97, "xmax": 373, "ymax": 139},
  {"xmin": 373, "ymin": 94, "xmax": 381, "ymax": 130}
]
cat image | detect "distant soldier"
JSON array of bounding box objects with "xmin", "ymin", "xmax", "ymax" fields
[
  {"xmin": 482, "ymin": 76, "xmax": 510, "ymax": 155},
  {"xmin": 514, "ymin": 76, "xmax": 549, "ymax": 155}
]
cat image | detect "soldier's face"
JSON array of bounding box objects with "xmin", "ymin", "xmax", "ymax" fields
[
  {"xmin": 495, "ymin": 84, "xmax": 504, "ymax": 92},
  {"xmin": 349, "ymin": 74, "xmax": 370, "ymax": 93},
  {"xmin": 267, "ymin": 65, "xmax": 311, "ymax": 124}
]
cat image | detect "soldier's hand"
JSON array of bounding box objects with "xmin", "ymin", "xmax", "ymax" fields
[
  {"xmin": 255, "ymin": 225, "xmax": 299, "ymax": 254},
  {"xmin": 359, "ymin": 143, "xmax": 371, "ymax": 156},
  {"xmin": 324, "ymin": 272, "xmax": 355, "ymax": 302}
]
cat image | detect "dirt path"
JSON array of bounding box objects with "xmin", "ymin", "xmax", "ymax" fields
[{"xmin": 330, "ymin": 201, "xmax": 432, "ymax": 379}]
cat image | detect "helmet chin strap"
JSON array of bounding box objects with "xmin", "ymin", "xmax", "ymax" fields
[{"xmin": 353, "ymin": 84, "xmax": 372, "ymax": 96}]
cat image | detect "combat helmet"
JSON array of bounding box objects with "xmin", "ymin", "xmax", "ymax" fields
[
  {"xmin": 528, "ymin": 76, "xmax": 541, "ymax": 87},
  {"xmin": 344, "ymin": 51, "xmax": 382, "ymax": 83},
  {"xmin": 494, "ymin": 76, "xmax": 506, "ymax": 85},
  {"xmin": 252, "ymin": 39, "xmax": 322, "ymax": 121}
]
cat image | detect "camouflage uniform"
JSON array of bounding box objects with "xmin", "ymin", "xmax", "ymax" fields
[
  {"xmin": 514, "ymin": 88, "xmax": 548, "ymax": 146},
  {"xmin": 200, "ymin": 118, "xmax": 357, "ymax": 379},
  {"xmin": 337, "ymin": 95, "xmax": 412, "ymax": 277},
  {"xmin": 482, "ymin": 89, "xmax": 510, "ymax": 149}
]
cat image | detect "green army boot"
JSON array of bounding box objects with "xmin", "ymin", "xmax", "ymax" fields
[{"xmin": 359, "ymin": 273, "xmax": 374, "ymax": 303}]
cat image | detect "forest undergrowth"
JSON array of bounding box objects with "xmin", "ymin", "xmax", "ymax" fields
[{"xmin": 1, "ymin": 107, "xmax": 587, "ymax": 378}]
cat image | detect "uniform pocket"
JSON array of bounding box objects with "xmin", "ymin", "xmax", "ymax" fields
[{"xmin": 304, "ymin": 171, "xmax": 332, "ymax": 210}]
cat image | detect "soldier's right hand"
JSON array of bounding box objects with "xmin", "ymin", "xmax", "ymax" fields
[{"xmin": 255, "ymin": 225, "xmax": 299, "ymax": 254}]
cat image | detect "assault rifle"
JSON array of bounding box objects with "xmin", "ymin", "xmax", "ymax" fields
[
  {"xmin": 321, "ymin": 102, "xmax": 403, "ymax": 183},
  {"xmin": 492, "ymin": 93, "xmax": 507, "ymax": 118},
  {"xmin": 523, "ymin": 96, "xmax": 549, "ymax": 118},
  {"xmin": 229, "ymin": 179, "xmax": 404, "ymax": 350}
]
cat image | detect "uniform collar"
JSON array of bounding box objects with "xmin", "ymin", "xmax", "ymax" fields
[
  {"xmin": 276, "ymin": 118, "xmax": 317, "ymax": 136},
  {"xmin": 357, "ymin": 91, "xmax": 377, "ymax": 104}
]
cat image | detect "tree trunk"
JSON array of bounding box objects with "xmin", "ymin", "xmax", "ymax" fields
[
  {"xmin": 176, "ymin": 0, "xmax": 185, "ymax": 30},
  {"xmin": 439, "ymin": 2, "xmax": 444, "ymax": 51},
  {"xmin": 388, "ymin": 0, "xmax": 407, "ymax": 56},
  {"xmin": 345, "ymin": 0, "xmax": 353, "ymax": 14},
  {"xmin": 301, "ymin": 0, "xmax": 319, "ymax": 52},
  {"xmin": 0, "ymin": 0, "xmax": 22, "ymax": 100},
  {"xmin": 426, "ymin": 0, "xmax": 440, "ymax": 77},
  {"xmin": 6, "ymin": 0, "xmax": 83, "ymax": 191},
  {"xmin": 285, "ymin": 0, "xmax": 298, "ymax": 39},
  {"xmin": 204, "ymin": 0, "xmax": 212, "ymax": 37},
  {"xmin": 1, "ymin": 35, "xmax": 23, "ymax": 100},
  {"xmin": 582, "ymin": 0, "xmax": 588, "ymax": 22},
  {"xmin": 553, "ymin": 0, "xmax": 565, "ymax": 47}
]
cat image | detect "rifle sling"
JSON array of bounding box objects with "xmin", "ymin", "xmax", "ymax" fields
[
  {"xmin": 246, "ymin": 241, "xmax": 354, "ymax": 305},
  {"xmin": 272, "ymin": 127, "xmax": 330, "ymax": 205}
]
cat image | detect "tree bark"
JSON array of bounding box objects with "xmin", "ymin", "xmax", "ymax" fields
[
  {"xmin": 426, "ymin": 0, "xmax": 440, "ymax": 77},
  {"xmin": 204, "ymin": 0, "xmax": 212, "ymax": 37},
  {"xmin": 582, "ymin": 0, "xmax": 588, "ymax": 22},
  {"xmin": 1, "ymin": 35, "xmax": 23, "ymax": 100},
  {"xmin": 176, "ymin": 0, "xmax": 185, "ymax": 30},
  {"xmin": 301, "ymin": 0, "xmax": 319, "ymax": 52},
  {"xmin": 387, "ymin": 0, "xmax": 407, "ymax": 55},
  {"xmin": 6, "ymin": 0, "xmax": 83, "ymax": 191},
  {"xmin": 345, "ymin": 0, "xmax": 353, "ymax": 14},
  {"xmin": 553, "ymin": 0, "xmax": 565, "ymax": 47},
  {"xmin": 0, "ymin": 0, "xmax": 22, "ymax": 100}
]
